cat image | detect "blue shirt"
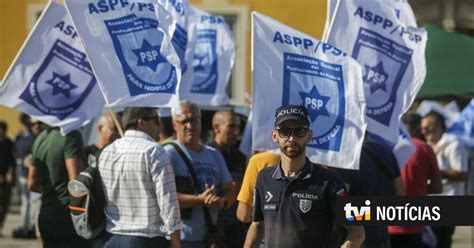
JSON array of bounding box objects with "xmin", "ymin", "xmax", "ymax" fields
[{"xmin": 164, "ymin": 142, "xmax": 232, "ymax": 241}]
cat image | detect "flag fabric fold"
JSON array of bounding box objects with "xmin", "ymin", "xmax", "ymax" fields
[
  {"xmin": 65, "ymin": 0, "xmax": 181, "ymax": 108},
  {"xmin": 323, "ymin": 0, "xmax": 417, "ymax": 42},
  {"xmin": 181, "ymin": 6, "xmax": 235, "ymax": 106},
  {"xmin": 158, "ymin": 0, "xmax": 189, "ymax": 72}
]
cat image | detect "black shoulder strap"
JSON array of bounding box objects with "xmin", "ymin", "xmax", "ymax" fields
[
  {"xmin": 164, "ymin": 143, "xmax": 200, "ymax": 191},
  {"xmin": 89, "ymin": 146, "xmax": 106, "ymax": 170},
  {"xmin": 164, "ymin": 142, "xmax": 216, "ymax": 228}
]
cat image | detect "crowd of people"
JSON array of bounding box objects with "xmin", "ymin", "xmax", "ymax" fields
[{"xmin": 0, "ymin": 101, "xmax": 471, "ymax": 248}]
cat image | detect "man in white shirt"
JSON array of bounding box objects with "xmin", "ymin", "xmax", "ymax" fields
[
  {"xmin": 98, "ymin": 107, "xmax": 182, "ymax": 248},
  {"xmin": 421, "ymin": 111, "xmax": 468, "ymax": 248}
]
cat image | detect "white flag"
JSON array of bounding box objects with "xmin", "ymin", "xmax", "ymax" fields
[
  {"xmin": 323, "ymin": 0, "xmax": 417, "ymax": 41},
  {"xmin": 252, "ymin": 12, "xmax": 367, "ymax": 170},
  {"xmin": 180, "ymin": 6, "xmax": 235, "ymax": 106},
  {"xmin": 65, "ymin": 0, "xmax": 181, "ymax": 108},
  {"xmin": 158, "ymin": 0, "xmax": 189, "ymax": 72},
  {"xmin": 368, "ymin": 124, "xmax": 415, "ymax": 168},
  {"xmin": 325, "ymin": 0, "xmax": 427, "ymax": 143},
  {"xmin": 0, "ymin": 1, "xmax": 104, "ymax": 134}
]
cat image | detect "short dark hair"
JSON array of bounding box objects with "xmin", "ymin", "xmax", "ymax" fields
[
  {"xmin": 424, "ymin": 111, "xmax": 446, "ymax": 132},
  {"xmin": 160, "ymin": 116, "xmax": 174, "ymax": 137},
  {"xmin": 20, "ymin": 113, "xmax": 31, "ymax": 127},
  {"xmin": 0, "ymin": 121, "xmax": 7, "ymax": 132},
  {"xmin": 401, "ymin": 112, "xmax": 421, "ymax": 134},
  {"xmin": 122, "ymin": 107, "xmax": 157, "ymax": 130}
]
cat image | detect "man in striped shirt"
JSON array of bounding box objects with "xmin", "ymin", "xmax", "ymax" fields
[{"xmin": 98, "ymin": 107, "xmax": 183, "ymax": 248}]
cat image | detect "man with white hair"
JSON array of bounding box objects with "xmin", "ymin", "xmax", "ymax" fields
[{"xmin": 164, "ymin": 100, "xmax": 234, "ymax": 248}]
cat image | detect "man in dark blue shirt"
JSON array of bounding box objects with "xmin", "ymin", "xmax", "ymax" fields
[
  {"xmin": 208, "ymin": 110, "xmax": 247, "ymax": 248},
  {"xmin": 244, "ymin": 105, "xmax": 365, "ymax": 248},
  {"xmin": 330, "ymin": 137, "xmax": 405, "ymax": 248}
]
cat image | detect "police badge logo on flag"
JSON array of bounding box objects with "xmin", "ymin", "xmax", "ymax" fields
[
  {"xmin": 158, "ymin": 0, "xmax": 189, "ymax": 72},
  {"xmin": 181, "ymin": 6, "xmax": 235, "ymax": 106},
  {"xmin": 0, "ymin": 1, "xmax": 104, "ymax": 134},
  {"xmin": 104, "ymin": 14, "xmax": 177, "ymax": 96},
  {"xmin": 252, "ymin": 12, "xmax": 367, "ymax": 170},
  {"xmin": 65, "ymin": 0, "xmax": 181, "ymax": 108},
  {"xmin": 324, "ymin": 0, "xmax": 427, "ymax": 143}
]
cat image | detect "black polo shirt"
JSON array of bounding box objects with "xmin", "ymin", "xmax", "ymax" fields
[{"xmin": 253, "ymin": 159, "xmax": 347, "ymax": 248}]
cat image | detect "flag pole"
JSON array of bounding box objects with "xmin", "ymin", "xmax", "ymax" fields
[
  {"xmin": 108, "ymin": 107, "xmax": 124, "ymax": 137},
  {"xmin": 322, "ymin": 0, "xmax": 341, "ymax": 43},
  {"xmin": 64, "ymin": 2, "xmax": 123, "ymax": 137}
]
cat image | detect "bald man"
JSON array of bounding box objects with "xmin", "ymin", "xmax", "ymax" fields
[
  {"xmin": 208, "ymin": 110, "xmax": 247, "ymax": 248},
  {"xmin": 84, "ymin": 112, "xmax": 120, "ymax": 161}
]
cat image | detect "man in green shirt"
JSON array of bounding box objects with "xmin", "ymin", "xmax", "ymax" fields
[{"xmin": 28, "ymin": 127, "xmax": 89, "ymax": 247}]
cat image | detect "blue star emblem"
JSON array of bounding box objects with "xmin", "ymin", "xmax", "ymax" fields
[
  {"xmin": 45, "ymin": 72, "xmax": 77, "ymax": 98},
  {"xmin": 193, "ymin": 54, "xmax": 207, "ymax": 72},
  {"xmin": 132, "ymin": 39, "xmax": 166, "ymax": 72},
  {"xmin": 299, "ymin": 86, "xmax": 330, "ymax": 122},
  {"xmin": 363, "ymin": 62, "xmax": 388, "ymax": 94}
]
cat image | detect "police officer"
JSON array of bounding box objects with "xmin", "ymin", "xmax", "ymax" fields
[{"xmin": 244, "ymin": 105, "xmax": 365, "ymax": 248}]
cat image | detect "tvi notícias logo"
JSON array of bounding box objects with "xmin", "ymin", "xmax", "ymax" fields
[
  {"xmin": 344, "ymin": 200, "xmax": 442, "ymax": 222},
  {"xmin": 344, "ymin": 200, "xmax": 371, "ymax": 221}
]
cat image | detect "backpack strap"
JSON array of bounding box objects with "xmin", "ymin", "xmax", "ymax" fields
[
  {"xmin": 164, "ymin": 143, "xmax": 198, "ymax": 191},
  {"xmin": 164, "ymin": 142, "xmax": 216, "ymax": 229},
  {"xmin": 88, "ymin": 146, "xmax": 106, "ymax": 169}
]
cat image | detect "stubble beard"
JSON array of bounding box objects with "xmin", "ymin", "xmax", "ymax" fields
[{"xmin": 280, "ymin": 143, "xmax": 304, "ymax": 158}]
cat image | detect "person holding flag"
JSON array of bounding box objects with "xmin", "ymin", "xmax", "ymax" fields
[{"xmin": 244, "ymin": 105, "xmax": 365, "ymax": 248}]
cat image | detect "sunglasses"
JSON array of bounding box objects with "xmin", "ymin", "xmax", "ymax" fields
[
  {"xmin": 276, "ymin": 127, "xmax": 309, "ymax": 138},
  {"xmin": 141, "ymin": 116, "xmax": 160, "ymax": 125},
  {"xmin": 175, "ymin": 117, "xmax": 200, "ymax": 126}
]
